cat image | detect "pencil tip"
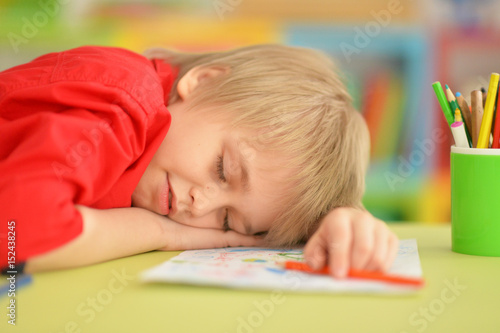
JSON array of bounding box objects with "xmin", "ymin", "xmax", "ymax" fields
[
  {"xmin": 456, "ymin": 92, "xmax": 461, "ymax": 97},
  {"xmin": 445, "ymin": 84, "xmax": 449, "ymax": 89}
]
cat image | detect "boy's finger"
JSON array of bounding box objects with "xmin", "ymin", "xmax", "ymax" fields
[
  {"xmin": 363, "ymin": 223, "xmax": 388, "ymax": 271},
  {"xmin": 350, "ymin": 217, "xmax": 375, "ymax": 270},
  {"xmin": 326, "ymin": 217, "xmax": 352, "ymax": 278},
  {"xmin": 304, "ymin": 229, "xmax": 328, "ymax": 270},
  {"xmin": 382, "ymin": 233, "xmax": 399, "ymax": 272}
]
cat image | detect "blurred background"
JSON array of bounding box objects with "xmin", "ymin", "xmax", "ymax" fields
[{"xmin": 2, "ymin": 0, "xmax": 500, "ymax": 224}]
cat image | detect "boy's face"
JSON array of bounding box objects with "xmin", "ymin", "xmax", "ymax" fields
[{"xmin": 132, "ymin": 102, "xmax": 293, "ymax": 236}]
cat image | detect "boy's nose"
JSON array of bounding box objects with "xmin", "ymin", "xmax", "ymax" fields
[{"xmin": 189, "ymin": 182, "xmax": 226, "ymax": 216}]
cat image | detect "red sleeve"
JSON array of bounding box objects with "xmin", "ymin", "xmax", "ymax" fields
[{"xmin": 0, "ymin": 46, "xmax": 172, "ymax": 268}]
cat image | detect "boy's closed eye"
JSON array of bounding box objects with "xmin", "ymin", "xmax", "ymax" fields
[
  {"xmin": 222, "ymin": 216, "xmax": 231, "ymax": 232},
  {"xmin": 216, "ymin": 155, "xmax": 226, "ymax": 182},
  {"xmin": 211, "ymin": 139, "xmax": 275, "ymax": 239},
  {"xmin": 222, "ymin": 213, "xmax": 268, "ymax": 237},
  {"xmin": 217, "ymin": 154, "xmax": 232, "ymax": 233},
  {"xmin": 222, "ymin": 218, "xmax": 268, "ymax": 237}
]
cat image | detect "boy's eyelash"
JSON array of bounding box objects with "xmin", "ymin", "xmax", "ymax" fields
[
  {"xmin": 217, "ymin": 156, "xmax": 230, "ymax": 232},
  {"xmin": 216, "ymin": 155, "xmax": 226, "ymax": 182},
  {"xmin": 223, "ymin": 209, "xmax": 230, "ymax": 232}
]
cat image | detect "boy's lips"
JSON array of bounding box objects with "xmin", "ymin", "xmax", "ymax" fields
[
  {"xmin": 167, "ymin": 176, "xmax": 176, "ymax": 215},
  {"xmin": 159, "ymin": 173, "xmax": 172, "ymax": 215}
]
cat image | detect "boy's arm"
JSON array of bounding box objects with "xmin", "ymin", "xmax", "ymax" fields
[
  {"xmin": 303, "ymin": 207, "xmax": 399, "ymax": 278},
  {"xmin": 25, "ymin": 205, "xmax": 259, "ymax": 273},
  {"xmin": 0, "ymin": 47, "xmax": 172, "ymax": 268}
]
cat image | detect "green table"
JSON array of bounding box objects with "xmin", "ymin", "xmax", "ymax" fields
[{"xmin": 2, "ymin": 224, "xmax": 499, "ymax": 333}]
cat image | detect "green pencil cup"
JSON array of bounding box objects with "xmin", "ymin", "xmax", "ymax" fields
[{"xmin": 451, "ymin": 146, "xmax": 500, "ymax": 257}]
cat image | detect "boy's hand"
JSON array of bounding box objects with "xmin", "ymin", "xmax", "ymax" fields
[
  {"xmin": 303, "ymin": 207, "xmax": 398, "ymax": 278},
  {"xmin": 157, "ymin": 218, "xmax": 264, "ymax": 251}
]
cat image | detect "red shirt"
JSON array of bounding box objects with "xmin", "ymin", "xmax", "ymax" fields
[{"xmin": 0, "ymin": 46, "xmax": 178, "ymax": 269}]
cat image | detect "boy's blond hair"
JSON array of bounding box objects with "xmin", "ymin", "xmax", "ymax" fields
[{"xmin": 144, "ymin": 44, "xmax": 370, "ymax": 246}]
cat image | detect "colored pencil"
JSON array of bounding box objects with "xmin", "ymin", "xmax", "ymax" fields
[
  {"xmin": 432, "ymin": 81, "xmax": 454, "ymax": 126},
  {"xmin": 481, "ymin": 87, "xmax": 487, "ymax": 107},
  {"xmin": 477, "ymin": 73, "xmax": 500, "ymax": 148},
  {"xmin": 471, "ymin": 90, "xmax": 484, "ymax": 148},
  {"xmin": 455, "ymin": 92, "xmax": 472, "ymax": 136},
  {"xmin": 492, "ymin": 89, "xmax": 500, "ymax": 148},
  {"xmin": 283, "ymin": 261, "xmax": 425, "ymax": 287},
  {"xmin": 445, "ymin": 85, "xmax": 460, "ymax": 113},
  {"xmin": 446, "ymin": 85, "xmax": 471, "ymax": 147}
]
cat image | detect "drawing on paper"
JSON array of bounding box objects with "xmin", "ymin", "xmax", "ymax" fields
[{"xmin": 141, "ymin": 239, "xmax": 423, "ymax": 294}]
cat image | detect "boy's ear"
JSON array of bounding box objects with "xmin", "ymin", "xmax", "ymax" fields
[{"xmin": 176, "ymin": 65, "xmax": 229, "ymax": 101}]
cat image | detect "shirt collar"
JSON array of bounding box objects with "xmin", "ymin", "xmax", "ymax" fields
[{"xmin": 151, "ymin": 58, "xmax": 179, "ymax": 105}]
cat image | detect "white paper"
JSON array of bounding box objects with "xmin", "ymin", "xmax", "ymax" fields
[{"xmin": 141, "ymin": 239, "xmax": 424, "ymax": 294}]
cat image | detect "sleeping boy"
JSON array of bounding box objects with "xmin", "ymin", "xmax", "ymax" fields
[{"xmin": 0, "ymin": 44, "xmax": 398, "ymax": 277}]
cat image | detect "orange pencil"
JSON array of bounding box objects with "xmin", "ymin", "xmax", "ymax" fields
[{"xmin": 283, "ymin": 261, "xmax": 425, "ymax": 287}]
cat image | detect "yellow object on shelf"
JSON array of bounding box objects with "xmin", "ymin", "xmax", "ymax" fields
[{"xmin": 112, "ymin": 16, "xmax": 282, "ymax": 53}]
